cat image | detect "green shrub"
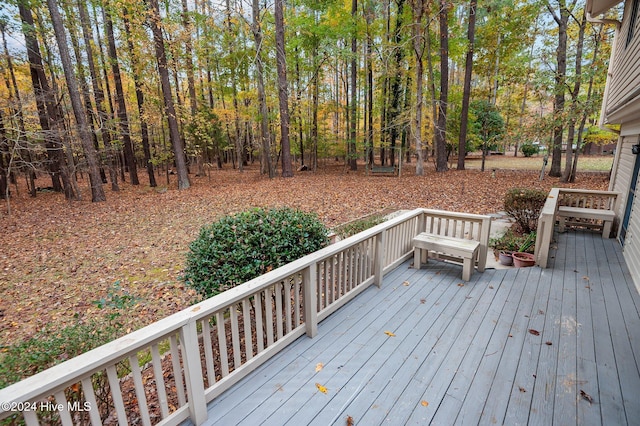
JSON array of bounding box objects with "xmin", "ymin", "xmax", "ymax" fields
[
  {"xmin": 504, "ymin": 188, "xmax": 547, "ymax": 234},
  {"xmin": 520, "ymin": 143, "xmax": 539, "ymax": 157},
  {"xmin": 183, "ymin": 207, "xmax": 329, "ymax": 299},
  {"xmin": 0, "ymin": 320, "xmax": 118, "ymax": 390},
  {"xmin": 490, "ymin": 229, "xmax": 537, "ymax": 254}
]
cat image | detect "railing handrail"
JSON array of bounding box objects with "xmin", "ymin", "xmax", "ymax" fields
[{"xmin": 0, "ymin": 209, "xmax": 423, "ymax": 416}]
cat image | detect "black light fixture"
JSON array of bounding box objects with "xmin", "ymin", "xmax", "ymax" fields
[{"xmin": 633, "ymin": 144, "xmax": 640, "ymax": 155}]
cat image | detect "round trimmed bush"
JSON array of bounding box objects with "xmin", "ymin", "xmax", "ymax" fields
[
  {"xmin": 504, "ymin": 188, "xmax": 547, "ymax": 234},
  {"xmin": 183, "ymin": 207, "xmax": 329, "ymax": 298}
]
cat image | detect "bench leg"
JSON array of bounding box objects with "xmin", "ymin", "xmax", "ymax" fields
[
  {"xmin": 558, "ymin": 216, "xmax": 566, "ymax": 232},
  {"xmin": 462, "ymin": 257, "xmax": 472, "ymax": 282},
  {"xmin": 602, "ymin": 220, "xmax": 612, "ymax": 238},
  {"xmin": 413, "ymin": 248, "xmax": 421, "ymax": 269}
]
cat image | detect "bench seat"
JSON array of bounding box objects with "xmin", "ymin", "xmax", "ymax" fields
[
  {"xmin": 557, "ymin": 206, "xmax": 615, "ymax": 238},
  {"xmin": 413, "ymin": 233, "xmax": 481, "ymax": 282}
]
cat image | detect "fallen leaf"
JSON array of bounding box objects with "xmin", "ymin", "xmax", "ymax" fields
[
  {"xmin": 583, "ymin": 276, "xmax": 590, "ymax": 281},
  {"xmin": 346, "ymin": 415, "xmax": 354, "ymax": 426},
  {"xmin": 519, "ymin": 386, "xmax": 526, "ymax": 393},
  {"xmin": 384, "ymin": 331, "xmax": 396, "ymax": 337},
  {"xmin": 402, "ymin": 281, "xmax": 410, "ymax": 286},
  {"xmin": 457, "ymin": 283, "xmax": 465, "ymax": 287},
  {"xmin": 315, "ymin": 363, "xmax": 324, "ymax": 372},
  {"xmin": 545, "ymin": 341, "xmax": 552, "ymax": 345},
  {"xmin": 421, "ymin": 400, "xmax": 429, "ymax": 407},
  {"xmin": 580, "ymin": 389, "xmax": 593, "ymax": 404},
  {"xmin": 315, "ymin": 383, "xmax": 328, "ymax": 394},
  {"xmin": 528, "ymin": 329, "xmax": 540, "ymax": 336},
  {"xmin": 420, "ymin": 298, "xmax": 426, "ymax": 304}
]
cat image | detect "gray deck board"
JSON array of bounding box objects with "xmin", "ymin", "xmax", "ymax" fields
[{"xmin": 194, "ymin": 231, "xmax": 640, "ymax": 426}]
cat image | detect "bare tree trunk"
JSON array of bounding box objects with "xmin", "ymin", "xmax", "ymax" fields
[
  {"xmin": 147, "ymin": 0, "xmax": 190, "ymax": 189},
  {"xmin": 412, "ymin": 0, "xmax": 428, "ymax": 175},
  {"xmin": 103, "ymin": 2, "xmax": 139, "ymax": 185},
  {"xmin": 457, "ymin": 0, "xmax": 477, "ymax": 171},
  {"xmin": 181, "ymin": 0, "xmax": 197, "ymax": 116},
  {"xmin": 251, "ymin": 0, "xmax": 273, "ymax": 177},
  {"xmin": 275, "ymin": 0, "xmax": 293, "ymax": 177},
  {"xmin": 348, "ymin": 0, "xmax": 358, "ymax": 171},
  {"xmin": 435, "ymin": 0, "xmax": 449, "ymax": 172},
  {"xmin": 46, "ymin": 0, "xmax": 105, "ymax": 201},
  {"xmin": 122, "ymin": 8, "xmax": 157, "ymax": 187},
  {"xmin": 18, "ymin": 4, "xmax": 74, "ymax": 198}
]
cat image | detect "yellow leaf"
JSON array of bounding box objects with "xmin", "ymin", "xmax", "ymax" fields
[
  {"xmin": 315, "ymin": 363, "xmax": 324, "ymax": 372},
  {"xmin": 384, "ymin": 331, "xmax": 396, "ymax": 337},
  {"xmin": 421, "ymin": 400, "xmax": 429, "ymax": 407},
  {"xmin": 315, "ymin": 383, "xmax": 328, "ymax": 394}
]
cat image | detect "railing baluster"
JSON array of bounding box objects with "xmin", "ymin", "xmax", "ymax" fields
[
  {"xmin": 151, "ymin": 343, "xmax": 170, "ymax": 418},
  {"xmin": 264, "ymin": 287, "xmax": 274, "ymax": 347},
  {"xmin": 53, "ymin": 391, "xmax": 73, "ymax": 426},
  {"xmin": 80, "ymin": 377, "xmax": 103, "ymax": 425},
  {"xmin": 230, "ymin": 306, "xmax": 241, "ymax": 367},
  {"xmin": 275, "ymin": 282, "xmax": 284, "ymax": 339},
  {"xmin": 202, "ymin": 320, "xmax": 216, "ymax": 386},
  {"xmin": 129, "ymin": 354, "xmax": 152, "ymax": 426},
  {"xmin": 242, "ymin": 299, "xmax": 253, "ymax": 360},
  {"xmin": 180, "ymin": 320, "xmax": 207, "ymax": 425},
  {"xmin": 216, "ymin": 311, "xmax": 230, "ymax": 377},
  {"xmin": 285, "ymin": 279, "xmax": 293, "ymax": 334},
  {"xmin": 294, "ymin": 274, "xmax": 301, "ymax": 328},
  {"xmin": 170, "ymin": 334, "xmax": 187, "ymax": 405},
  {"xmin": 106, "ymin": 365, "xmax": 127, "ymax": 425},
  {"xmin": 255, "ymin": 293, "xmax": 265, "ymax": 352}
]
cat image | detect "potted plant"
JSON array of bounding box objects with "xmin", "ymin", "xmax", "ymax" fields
[{"xmin": 512, "ymin": 232, "xmax": 536, "ymax": 267}]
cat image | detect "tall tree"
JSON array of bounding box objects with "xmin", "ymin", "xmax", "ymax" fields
[
  {"xmin": 274, "ymin": 0, "xmax": 293, "ymax": 177},
  {"xmin": 457, "ymin": 0, "xmax": 477, "ymax": 171},
  {"xmin": 122, "ymin": 7, "xmax": 156, "ymax": 187},
  {"xmin": 546, "ymin": 0, "xmax": 575, "ymax": 177},
  {"xmin": 348, "ymin": 0, "xmax": 358, "ymax": 171},
  {"xmin": 103, "ymin": 1, "xmax": 139, "ymax": 185},
  {"xmin": 412, "ymin": 0, "xmax": 428, "ymax": 175},
  {"xmin": 435, "ymin": 0, "xmax": 449, "ymax": 172},
  {"xmin": 18, "ymin": 2, "xmax": 74, "ymax": 198},
  {"xmin": 147, "ymin": 0, "xmax": 190, "ymax": 189},
  {"xmin": 389, "ymin": 0, "xmax": 407, "ymax": 167},
  {"xmin": 46, "ymin": 0, "xmax": 105, "ymax": 201},
  {"xmin": 77, "ymin": 0, "xmax": 119, "ymax": 191},
  {"xmin": 250, "ymin": 0, "xmax": 273, "ymax": 177}
]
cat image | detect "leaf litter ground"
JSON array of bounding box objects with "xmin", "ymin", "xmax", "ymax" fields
[{"xmin": 0, "ymin": 163, "xmax": 610, "ymax": 348}]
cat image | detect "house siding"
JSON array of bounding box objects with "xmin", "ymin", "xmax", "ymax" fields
[
  {"xmin": 610, "ymin": 133, "xmax": 640, "ymax": 293},
  {"xmin": 606, "ymin": 0, "xmax": 640, "ymax": 113}
]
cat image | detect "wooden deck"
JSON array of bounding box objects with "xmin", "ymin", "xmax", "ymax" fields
[{"xmin": 193, "ymin": 230, "xmax": 640, "ymax": 425}]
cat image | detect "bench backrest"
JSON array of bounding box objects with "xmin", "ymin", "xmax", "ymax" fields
[{"xmin": 419, "ymin": 209, "xmax": 492, "ymax": 269}]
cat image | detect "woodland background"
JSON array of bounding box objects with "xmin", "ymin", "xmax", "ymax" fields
[{"xmin": 0, "ymin": 0, "xmax": 621, "ymax": 351}]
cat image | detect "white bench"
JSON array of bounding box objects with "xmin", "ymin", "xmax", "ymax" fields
[
  {"xmin": 413, "ymin": 233, "xmax": 481, "ymax": 282},
  {"xmin": 557, "ymin": 206, "xmax": 615, "ymax": 238}
]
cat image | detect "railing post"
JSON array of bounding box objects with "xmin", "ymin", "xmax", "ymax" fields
[
  {"xmin": 374, "ymin": 229, "xmax": 386, "ymax": 288},
  {"xmin": 303, "ymin": 263, "xmax": 318, "ymax": 337},
  {"xmin": 180, "ymin": 320, "xmax": 207, "ymax": 425}
]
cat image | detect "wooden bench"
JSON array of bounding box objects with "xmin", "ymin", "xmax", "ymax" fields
[
  {"xmin": 413, "ymin": 233, "xmax": 481, "ymax": 282},
  {"xmin": 557, "ymin": 206, "xmax": 615, "ymax": 238},
  {"xmin": 371, "ymin": 166, "xmax": 398, "ymax": 176}
]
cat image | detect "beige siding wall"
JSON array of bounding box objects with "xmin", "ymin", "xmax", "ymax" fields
[
  {"xmin": 607, "ymin": 0, "xmax": 640, "ymax": 112},
  {"xmin": 611, "ymin": 134, "xmax": 640, "ymax": 293}
]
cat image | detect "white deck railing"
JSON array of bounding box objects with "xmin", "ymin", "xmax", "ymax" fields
[
  {"xmin": 534, "ymin": 188, "xmax": 619, "ymax": 268},
  {"xmin": 0, "ymin": 208, "xmax": 490, "ymax": 426}
]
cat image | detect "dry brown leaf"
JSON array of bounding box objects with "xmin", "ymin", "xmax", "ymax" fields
[
  {"xmin": 421, "ymin": 400, "xmax": 429, "ymax": 407},
  {"xmin": 315, "ymin": 363, "xmax": 324, "ymax": 372},
  {"xmin": 403, "ymin": 281, "xmax": 410, "ymax": 286},
  {"xmin": 528, "ymin": 329, "xmax": 540, "ymax": 336},
  {"xmin": 346, "ymin": 415, "xmax": 354, "ymax": 426},
  {"xmin": 580, "ymin": 389, "xmax": 593, "ymax": 404}
]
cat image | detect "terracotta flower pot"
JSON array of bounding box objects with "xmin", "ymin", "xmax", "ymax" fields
[
  {"xmin": 498, "ymin": 251, "xmax": 513, "ymax": 266},
  {"xmin": 512, "ymin": 252, "xmax": 535, "ymax": 268}
]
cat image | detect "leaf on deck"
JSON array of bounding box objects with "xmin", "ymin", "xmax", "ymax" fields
[
  {"xmin": 315, "ymin": 383, "xmax": 328, "ymax": 394},
  {"xmin": 402, "ymin": 281, "xmax": 410, "ymax": 286},
  {"xmin": 528, "ymin": 329, "xmax": 540, "ymax": 336},
  {"xmin": 384, "ymin": 331, "xmax": 396, "ymax": 337},
  {"xmin": 315, "ymin": 363, "xmax": 324, "ymax": 372},
  {"xmin": 580, "ymin": 390, "xmax": 593, "ymax": 404},
  {"xmin": 421, "ymin": 400, "xmax": 429, "ymax": 407}
]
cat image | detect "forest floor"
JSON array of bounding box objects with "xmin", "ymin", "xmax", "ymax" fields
[{"xmin": 0, "ymin": 156, "xmax": 612, "ymax": 348}]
